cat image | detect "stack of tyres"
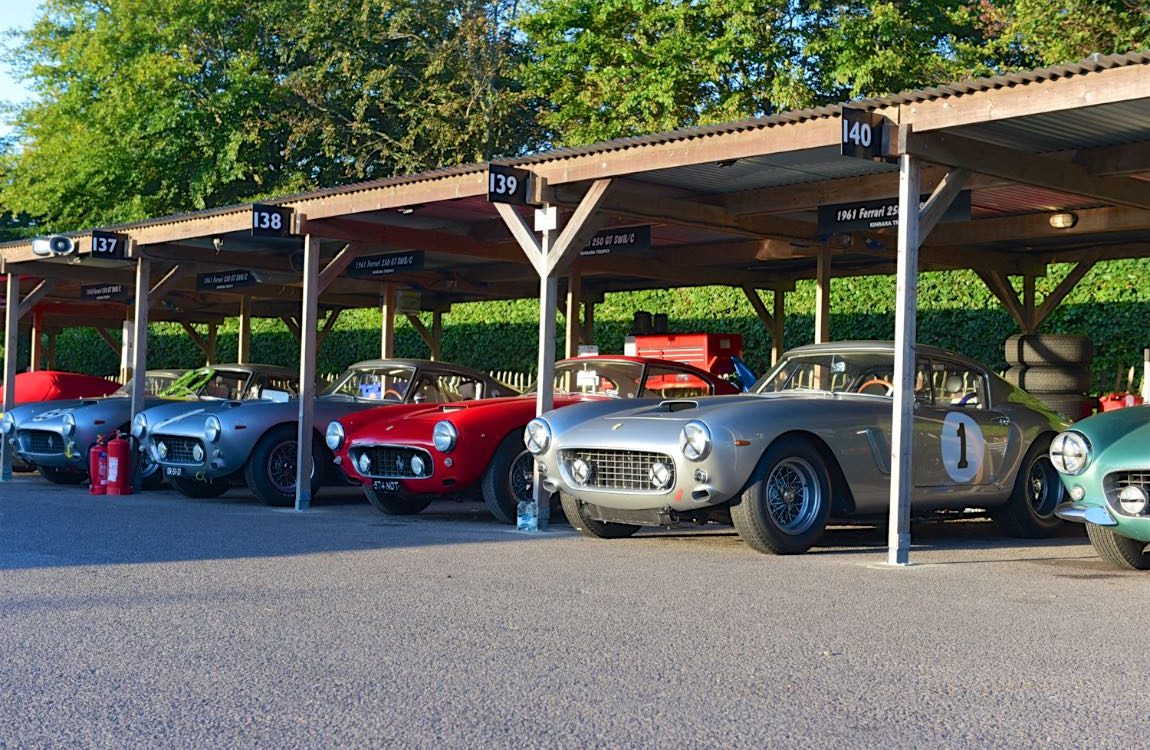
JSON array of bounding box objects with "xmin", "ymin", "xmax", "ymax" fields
[{"xmin": 1003, "ymin": 334, "xmax": 1094, "ymax": 420}]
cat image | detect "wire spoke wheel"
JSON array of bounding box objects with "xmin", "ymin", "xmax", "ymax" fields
[
  {"xmin": 509, "ymin": 450, "xmax": 534, "ymax": 505},
  {"xmin": 267, "ymin": 441, "xmax": 298, "ymax": 493},
  {"xmin": 766, "ymin": 457, "xmax": 821, "ymax": 535}
]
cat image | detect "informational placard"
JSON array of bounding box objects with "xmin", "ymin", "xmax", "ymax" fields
[
  {"xmin": 395, "ymin": 289, "xmax": 422, "ymax": 314},
  {"xmin": 251, "ymin": 203, "xmax": 293, "ymax": 237},
  {"xmin": 487, "ymin": 165, "xmax": 533, "ymax": 205},
  {"xmin": 346, "ymin": 251, "xmax": 425, "ymax": 278},
  {"xmin": 841, "ymin": 108, "xmax": 889, "ymax": 161},
  {"xmin": 817, "ymin": 191, "xmax": 972, "ymax": 234},
  {"xmin": 81, "ymin": 283, "xmax": 132, "ymax": 302},
  {"xmin": 197, "ymin": 270, "xmax": 257, "ymax": 291},
  {"xmin": 580, "ymin": 225, "xmax": 651, "ymax": 257},
  {"xmin": 89, "ymin": 231, "xmax": 129, "ymax": 260}
]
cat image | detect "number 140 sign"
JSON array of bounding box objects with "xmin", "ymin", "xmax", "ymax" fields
[{"xmin": 841, "ymin": 108, "xmax": 891, "ymax": 161}]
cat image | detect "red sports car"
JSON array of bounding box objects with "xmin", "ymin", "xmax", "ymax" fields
[{"xmin": 326, "ymin": 356, "xmax": 741, "ymax": 521}]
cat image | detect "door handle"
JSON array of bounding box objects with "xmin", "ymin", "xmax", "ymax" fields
[{"xmin": 992, "ymin": 416, "xmax": 1011, "ymax": 426}]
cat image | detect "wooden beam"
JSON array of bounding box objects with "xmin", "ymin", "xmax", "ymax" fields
[
  {"xmin": 406, "ymin": 314, "xmax": 433, "ymax": 350},
  {"xmin": 1, "ymin": 272, "xmax": 19, "ymax": 478},
  {"xmin": 904, "ymin": 131, "xmax": 1150, "ymax": 210},
  {"xmin": 148, "ymin": 264, "xmax": 188, "ymax": 307},
  {"xmin": 814, "ymin": 245, "xmax": 831, "ymax": 344},
  {"xmin": 923, "ymin": 206, "xmax": 1150, "ymax": 248},
  {"xmin": 294, "ymin": 232, "xmax": 321, "ymax": 510},
  {"xmin": 1032, "ymin": 250, "xmax": 1100, "ymax": 330},
  {"xmin": 179, "ymin": 322, "xmax": 212, "ymax": 358},
  {"xmin": 919, "ymin": 169, "xmax": 970, "ymax": 240},
  {"xmin": 976, "ymin": 270, "xmax": 1027, "ymax": 329},
  {"xmin": 316, "ymin": 243, "xmax": 363, "ymax": 292},
  {"xmin": 280, "ymin": 315, "xmax": 301, "ymax": 340},
  {"xmin": 316, "ymin": 309, "xmax": 342, "ymax": 350},
  {"xmin": 549, "ymin": 179, "xmax": 615, "ymax": 274},
  {"xmin": 302, "ymin": 218, "xmax": 521, "ymax": 263},
  {"xmin": 380, "ymin": 283, "xmax": 395, "ymax": 358},
  {"xmin": 495, "ymin": 203, "xmax": 546, "ymax": 276},
  {"xmin": 17, "ymin": 279, "xmax": 59, "ymax": 319},
  {"xmin": 95, "ymin": 327, "xmax": 119, "ymax": 355}
]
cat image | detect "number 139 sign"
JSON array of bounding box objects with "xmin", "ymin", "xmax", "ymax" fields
[{"xmin": 487, "ymin": 165, "xmax": 533, "ymax": 206}]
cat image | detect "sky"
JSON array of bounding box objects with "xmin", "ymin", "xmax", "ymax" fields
[{"xmin": 0, "ymin": 0, "xmax": 43, "ymax": 136}]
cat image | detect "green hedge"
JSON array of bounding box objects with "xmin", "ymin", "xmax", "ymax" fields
[{"xmin": 10, "ymin": 258, "xmax": 1150, "ymax": 394}]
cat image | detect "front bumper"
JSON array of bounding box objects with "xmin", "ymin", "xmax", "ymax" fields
[{"xmin": 1055, "ymin": 502, "xmax": 1117, "ymax": 526}]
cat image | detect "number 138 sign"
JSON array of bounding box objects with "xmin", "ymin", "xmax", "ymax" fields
[{"xmin": 251, "ymin": 204, "xmax": 294, "ymax": 237}]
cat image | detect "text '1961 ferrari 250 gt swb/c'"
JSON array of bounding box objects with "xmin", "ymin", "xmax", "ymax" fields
[{"xmin": 526, "ymin": 341, "xmax": 1072, "ymax": 555}]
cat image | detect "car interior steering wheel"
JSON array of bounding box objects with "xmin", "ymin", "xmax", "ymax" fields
[
  {"xmin": 857, "ymin": 378, "xmax": 894, "ymax": 396},
  {"xmin": 383, "ymin": 388, "xmax": 404, "ymax": 401}
]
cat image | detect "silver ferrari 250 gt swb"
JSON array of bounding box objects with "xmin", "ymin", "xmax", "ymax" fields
[{"xmin": 526, "ymin": 341, "xmax": 1071, "ymax": 554}]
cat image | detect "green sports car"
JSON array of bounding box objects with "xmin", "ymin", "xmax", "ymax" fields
[{"xmin": 1052, "ymin": 406, "xmax": 1150, "ymax": 569}]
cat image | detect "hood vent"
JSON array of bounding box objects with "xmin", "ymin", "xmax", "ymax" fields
[{"xmin": 660, "ymin": 400, "xmax": 698, "ymax": 412}]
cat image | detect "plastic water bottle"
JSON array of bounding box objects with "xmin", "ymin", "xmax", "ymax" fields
[{"xmin": 517, "ymin": 500, "xmax": 538, "ymax": 531}]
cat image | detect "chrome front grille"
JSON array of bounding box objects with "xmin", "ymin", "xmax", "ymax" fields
[
  {"xmin": 156, "ymin": 435, "xmax": 203, "ymax": 465},
  {"xmin": 559, "ymin": 448, "xmax": 676, "ymax": 492},
  {"xmin": 351, "ymin": 445, "xmax": 433, "ymax": 479},
  {"xmin": 18, "ymin": 429, "xmax": 64, "ymax": 455},
  {"xmin": 1104, "ymin": 471, "xmax": 1150, "ymax": 510}
]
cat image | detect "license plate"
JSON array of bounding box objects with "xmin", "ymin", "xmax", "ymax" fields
[
  {"xmin": 372, "ymin": 479, "xmax": 400, "ymax": 493},
  {"xmin": 163, "ymin": 466, "xmax": 183, "ymax": 477}
]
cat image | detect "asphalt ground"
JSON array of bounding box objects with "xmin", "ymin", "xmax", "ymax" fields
[{"xmin": 1, "ymin": 476, "xmax": 1146, "ymax": 750}]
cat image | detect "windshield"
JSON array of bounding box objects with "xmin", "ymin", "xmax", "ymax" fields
[
  {"xmin": 754, "ymin": 350, "xmax": 895, "ymax": 395},
  {"xmin": 113, "ymin": 371, "xmax": 186, "ymax": 397},
  {"xmin": 526, "ymin": 360, "xmax": 646, "ymax": 399},
  {"xmin": 159, "ymin": 368, "xmax": 256, "ymax": 400},
  {"xmin": 322, "ymin": 364, "xmax": 418, "ymax": 402}
]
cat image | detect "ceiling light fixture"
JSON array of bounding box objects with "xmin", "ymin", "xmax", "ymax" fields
[
  {"xmin": 397, "ymin": 204, "xmax": 425, "ymax": 215},
  {"xmin": 1049, "ymin": 212, "xmax": 1078, "ymax": 229}
]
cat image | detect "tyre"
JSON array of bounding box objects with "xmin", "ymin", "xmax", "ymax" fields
[
  {"xmin": 1004, "ymin": 334, "xmax": 1093, "ymax": 367},
  {"xmin": 992, "ymin": 437, "xmax": 1065, "ymax": 538},
  {"xmin": 1034, "ymin": 393, "xmax": 1095, "ymax": 421},
  {"xmin": 730, "ymin": 437, "xmax": 831, "ymax": 555},
  {"xmin": 243, "ymin": 425, "xmax": 325, "ymax": 507},
  {"xmin": 481, "ymin": 431, "xmax": 535, "ymax": 524},
  {"xmin": 169, "ymin": 474, "xmax": 230, "ymax": 499},
  {"xmin": 364, "ymin": 486, "xmax": 432, "ymax": 515},
  {"xmin": 559, "ymin": 491, "xmax": 641, "ymax": 539},
  {"xmin": 1004, "ymin": 365, "xmax": 1091, "ymax": 394},
  {"xmin": 38, "ymin": 466, "xmax": 85, "ymax": 485},
  {"xmin": 1085, "ymin": 523, "xmax": 1150, "ymax": 570}
]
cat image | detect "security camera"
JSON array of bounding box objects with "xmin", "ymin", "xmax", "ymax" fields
[{"xmin": 31, "ymin": 235, "xmax": 77, "ymax": 257}]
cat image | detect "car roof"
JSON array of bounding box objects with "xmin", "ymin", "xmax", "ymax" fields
[{"xmin": 782, "ymin": 341, "xmax": 986, "ymax": 370}]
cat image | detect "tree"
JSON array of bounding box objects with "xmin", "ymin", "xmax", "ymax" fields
[
  {"xmin": 2, "ymin": 0, "xmax": 542, "ymax": 232},
  {"xmin": 518, "ymin": 0, "xmax": 829, "ymax": 147},
  {"xmin": 979, "ymin": 0, "xmax": 1150, "ymax": 67}
]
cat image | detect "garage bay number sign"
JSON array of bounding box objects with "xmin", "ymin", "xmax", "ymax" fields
[{"xmin": 580, "ymin": 226, "xmax": 651, "ymax": 257}]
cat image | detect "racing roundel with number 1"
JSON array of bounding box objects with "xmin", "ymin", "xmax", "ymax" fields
[{"xmin": 941, "ymin": 412, "xmax": 985, "ymax": 484}]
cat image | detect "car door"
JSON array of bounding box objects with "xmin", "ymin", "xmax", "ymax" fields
[{"xmin": 913, "ymin": 358, "xmax": 1011, "ymax": 489}]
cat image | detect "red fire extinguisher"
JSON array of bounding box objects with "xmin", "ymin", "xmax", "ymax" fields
[
  {"xmin": 106, "ymin": 431, "xmax": 133, "ymax": 496},
  {"xmin": 89, "ymin": 435, "xmax": 109, "ymax": 495}
]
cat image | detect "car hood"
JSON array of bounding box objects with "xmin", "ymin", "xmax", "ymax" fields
[
  {"xmin": 24, "ymin": 396, "xmax": 165, "ymax": 430},
  {"xmin": 1070, "ymin": 405, "xmax": 1150, "ymax": 455}
]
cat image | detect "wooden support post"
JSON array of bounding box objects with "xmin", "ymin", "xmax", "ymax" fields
[
  {"xmin": 294, "ymin": 232, "xmax": 320, "ymax": 511},
  {"xmin": 582, "ymin": 299, "xmax": 595, "ymax": 346},
  {"xmin": 1022, "ymin": 274, "xmax": 1037, "ymax": 333},
  {"xmin": 380, "ymin": 283, "xmax": 396, "ymax": 359},
  {"xmin": 565, "ymin": 271, "xmax": 582, "ymax": 358},
  {"xmin": 814, "ymin": 245, "xmax": 831, "ymax": 344},
  {"xmin": 975, "ymin": 270, "xmax": 1026, "ymax": 330},
  {"xmin": 1032, "ymin": 252, "xmax": 1098, "ymax": 330},
  {"xmin": 207, "ymin": 323, "xmax": 218, "ymax": 364},
  {"xmin": 888, "ymin": 147, "xmax": 921, "ymax": 567},
  {"xmin": 29, "ymin": 311, "xmax": 42, "ymax": 372},
  {"xmin": 430, "ymin": 310, "xmax": 442, "ymax": 361},
  {"xmin": 128, "ymin": 258, "xmax": 150, "ymax": 491},
  {"xmin": 1, "ymin": 272, "xmax": 20, "ymax": 480},
  {"xmin": 180, "ymin": 322, "xmax": 213, "ymax": 362},
  {"xmin": 46, "ymin": 330, "xmax": 58, "ymax": 370},
  {"xmin": 280, "ymin": 316, "xmax": 301, "ymax": 341},
  {"xmin": 316, "ymin": 309, "xmax": 342, "ymax": 350},
  {"xmin": 772, "ymin": 289, "xmax": 785, "ymax": 365},
  {"xmin": 237, "ymin": 295, "xmax": 252, "ymax": 364}
]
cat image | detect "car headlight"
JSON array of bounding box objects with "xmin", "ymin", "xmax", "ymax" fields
[
  {"xmin": 0, "ymin": 413, "xmax": 13, "ymax": 435},
  {"xmin": 204, "ymin": 416, "xmax": 222, "ymax": 443},
  {"xmin": 62, "ymin": 413, "xmax": 76, "ymax": 437},
  {"xmin": 325, "ymin": 421, "xmax": 345, "ymax": 451},
  {"xmin": 679, "ymin": 420, "xmax": 711, "ymax": 461},
  {"xmin": 356, "ymin": 452, "xmax": 371, "ymax": 475},
  {"xmin": 1117, "ymin": 485, "xmax": 1149, "ymax": 516},
  {"xmin": 524, "ymin": 418, "xmax": 551, "ymax": 455},
  {"xmin": 1050, "ymin": 431, "xmax": 1090, "ymax": 475},
  {"xmin": 131, "ymin": 412, "xmax": 147, "ymax": 439},
  {"xmin": 433, "ymin": 421, "xmax": 457, "ymax": 453}
]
